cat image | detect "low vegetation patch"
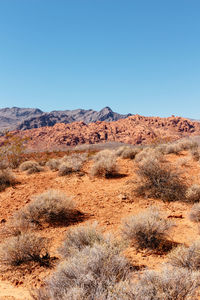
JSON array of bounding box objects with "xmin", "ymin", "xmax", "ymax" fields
[
  {"xmin": 167, "ymin": 241, "xmax": 200, "ymax": 270},
  {"xmin": 46, "ymin": 158, "xmax": 61, "ymax": 171},
  {"xmin": 132, "ymin": 266, "xmax": 200, "ymax": 300},
  {"xmin": 189, "ymin": 203, "xmax": 200, "ymax": 223},
  {"xmin": 122, "ymin": 208, "xmax": 173, "ymax": 250},
  {"xmin": 186, "ymin": 184, "xmax": 200, "ymax": 203},
  {"xmin": 134, "ymin": 157, "xmax": 187, "ymax": 201},
  {"xmin": 190, "ymin": 148, "xmax": 200, "ymax": 161},
  {"xmin": 0, "ymin": 232, "xmax": 50, "ymax": 267},
  {"xmin": 0, "ymin": 169, "xmax": 17, "ymax": 192},
  {"xmin": 59, "ymin": 223, "xmax": 105, "ymax": 258},
  {"xmin": 34, "ymin": 241, "xmax": 131, "ymax": 300},
  {"xmin": 116, "ymin": 146, "xmax": 141, "ymax": 159},
  {"xmin": 90, "ymin": 150, "xmax": 118, "ymax": 178},
  {"xmin": 58, "ymin": 153, "xmax": 87, "ymax": 176},
  {"xmin": 134, "ymin": 147, "xmax": 161, "ymax": 163},
  {"xmin": 19, "ymin": 160, "xmax": 44, "ymax": 174},
  {"xmin": 164, "ymin": 140, "xmax": 198, "ymax": 155},
  {"xmin": 11, "ymin": 190, "xmax": 77, "ymax": 231}
]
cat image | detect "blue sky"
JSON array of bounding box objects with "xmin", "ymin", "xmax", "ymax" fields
[{"xmin": 0, "ymin": 0, "xmax": 200, "ymax": 118}]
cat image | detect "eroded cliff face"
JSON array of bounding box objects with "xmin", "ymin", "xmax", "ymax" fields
[{"xmin": 7, "ymin": 115, "xmax": 200, "ymax": 151}]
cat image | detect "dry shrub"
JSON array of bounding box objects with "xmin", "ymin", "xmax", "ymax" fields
[
  {"xmin": 58, "ymin": 154, "xmax": 87, "ymax": 176},
  {"xmin": 46, "ymin": 159, "xmax": 61, "ymax": 171},
  {"xmin": 135, "ymin": 157, "xmax": 187, "ymax": 201},
  {"xmin": 0, "ymin": 132, "xmax": 28, "ymax": 168},
  {"xmin": 116, "ymin": 146, "xmax": 141, "ymax": 159},
  {"xmin": 190, "ymin": 148, "xmax": 200, "ymax": 161},
  {"xmin": 0, "ymin": 169, "xmax": 17, "ymax": 192},
  {"xmin": 186, "ymin": 184, "xmax": 200, "ymax": 202},
  {"xmin": 90, "ymin": 150, "xmax": 118, "ymax": 178},
  {"xmin": 59, "ymin": 223, "xmax": 105, "ymax": 258},
  {"xmin": 189, "ymin": 203, "xmax": 200, "ymax": 223},
  {"xmin": 11, "ymin": 190, "xmax": 76, "ymax": 231},
  {"xmin": 122, "ymin": 208, "xmax": 173, "ymax": 250},
  {"xmin": 132, "ymin": 266, "xmax": 200, "ymax": 300},
  {"xmin": 134, "ymin": 147, "xmax": 161, "ymax": 163},
  {"xmin": 35, "ymin": 241, "xmax": 131, "ymax": 300},
  {"xmin": 164, "ymin": 140, "xmax": 198, "ymax": 155},
  {"xmin": 19, "ymin": 160, "xmax": 44, "ymax": 174},
  {"xmin": 167, "ymin": 241, "xmax": 200, "ymax": 270},
  {"xmin": 0, "ymin": 232, "xmax": 50, "ymax": 267}
]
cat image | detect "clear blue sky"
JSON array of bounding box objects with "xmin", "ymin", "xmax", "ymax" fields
[{"xmin": 0, "ymin": 0, "xmax": 200, "ymax": 118}]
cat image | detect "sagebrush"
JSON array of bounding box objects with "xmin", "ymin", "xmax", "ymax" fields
[
  {"xmin": 134, "ymin": 157, "xmax": 187, "ymax": 201},
  {"xmin": 11, "ymin": 189, "xmax": 76, "ymax": 232},
  {"xmin": 0, "ymin": 232, "xmax": 50, "ymax": 266},
  {"xmin": 122, "ymin": 208, "xmax": 173, "ymax": 249}
]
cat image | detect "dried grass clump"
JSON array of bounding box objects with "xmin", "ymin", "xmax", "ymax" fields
[
  {"xmin": 116, "ymin": 146, "xmax": 141, "ymax": 159},
  {"xmin": 11, "ymin": 190, "xmax": 76, "ymax": 230},
  {"xmin": 186, "ymin": 184, "xmax": 200, "ymax": 203},
  {"xmin": 122, "ymin": 208, "xmax": 173, "ymax": 250},
  {"xmin": 37, "ymin": 241, "xmax": 131, "ymax": 300},
  {"xmin": 190, "ymin": 148, "xmax": 200, "ymax": 161},
  {"xmin": 135, "ymin": 157, "xmax": 187, "ymax": 201},
  {"xmin": 132, "ymin": 266, "xmax": 200, "ymax": 300},
  {"xmin": 134, "ymin": 147, "xmax": 161, "ymax": 163},
  {"xmin": 59, "ymin": 223, "xmax": 105, "ymax": 258},
  {"xmin": 167, "ymin": 241, "xmax": 200, "ymax": 270},
  {"xmin": 0, "ymin": 169, "xmax": 17, "ymax": 192},
  {"xmin": 90, "ymin": 150, "xmax": 118, "ymax": 178},
  {"xmin": 0, "ymin": 232, "xmax": 50, "ymax": 266},
  {"xmin": 58, "ymin": 154, "xmax": 87, "ymax": 176},
  {"xmin": 189, "ymin": 203, "xmax": 200, "ymax": 223},
  {"xmin": 19, "ymin": 160, "xmax": 44, "ymax": 174},
  {"xmin": 164, "ymin": 140, "xmax": 198, "ymax": 155},
  {"xmin": 46, "ymin": 158, "xmax": 61, "ymax": 171}
]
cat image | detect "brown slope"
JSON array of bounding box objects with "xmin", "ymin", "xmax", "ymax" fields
[{"xmin": 9, "ymin": 115, "xmax": 200, "ymax": 151}]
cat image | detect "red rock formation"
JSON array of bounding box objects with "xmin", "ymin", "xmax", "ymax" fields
[{"xmin": 6, "ymin": 115, "xmax": 200, "ymax": 151}]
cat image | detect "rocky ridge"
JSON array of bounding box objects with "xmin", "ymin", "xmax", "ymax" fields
[
  {"xmin": 0, "ymin": 106, "xmax": 131, "ymax": 131},
  {"xmin": 12, "ymin": 114, "xmax": 200, "ymax": 151}
]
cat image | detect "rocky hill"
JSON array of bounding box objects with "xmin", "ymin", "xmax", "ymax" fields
[
  {"xmin": 11, "ymin": 114, "xmax": 200, "ymax": 151},
  {"xmin": 0, "ymin": 106, "xmax": 131, "ymax": 131}
]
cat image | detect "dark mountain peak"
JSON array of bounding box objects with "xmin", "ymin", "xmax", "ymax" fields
[
  {"xmin": 100, "ymin": 106, "xmax": 113, "ymax": 113},
  {"xmin": 0, "ymin": 106, "xmax": 132, "ymax": 131}
]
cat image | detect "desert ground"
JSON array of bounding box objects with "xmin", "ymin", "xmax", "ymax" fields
[{"xmin": 0, "ymin": 141, "xmax": 200, "ymax": 299}]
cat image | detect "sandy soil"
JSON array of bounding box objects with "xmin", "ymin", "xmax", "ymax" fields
[{"xmin": 0, "ymin": 152, "xmax": 200, "ymax": 299}]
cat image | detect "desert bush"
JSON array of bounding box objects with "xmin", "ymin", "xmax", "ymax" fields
[
  {"xmin": 186, "ymin": 184, "xmax": 200, "ymax": 203},
  {"xmin": 164, "ymin": 140, "xmax": 198, "ymax": 155},
  {"xmin": 121, "ymin": 208, "xmax": 173, "ymax": 250},
  {"xmin": 132, "ymin": 266, "xmax": 200, "ymax": 300},
  {"xmin": 11, "ymin": 190, "xmax": 76, "ymax": 230},
  {"xmin": 167, "ymin": 241, "xmax": 200, "ymax": 270},
  {"xmin": 135, "ymin": 157, "xmax": 187, "ymax": 201},
  {"xmin": 0, "ymin": 169, "xmax": 17, "ymax": 192},
  {"xmin": 134, "ymin": 147, "xmax": 161, "ymax": 163},
  {"xmin": 19, "ymin": 160, "xmax": 44, "ymax": 174},
  {"xmin": 59, "ymin": 223, "xmax": 105, "ymax": 258},
  {"xmin": 190, "ymin": 148, "xmax": 200, "ymax": 161},
  {"xmin": 58, "ymin": 153, "xmax": 87, "ymax": 176},
  {"xmin": 115, "ymin": 146, "xmax": 141, "ymax": 159},
  {"xmin": 0, "ymin": 232, "xmax": 50, "ymax": 266},
  {"xmin": 36, "ymin": 241, "xmax": 131, "ymax": 300},
  {"xmin": 46, "ymin": 158, "xmax": 61, "ymax": 171},
  {"xmin": 90, "ymin": 150, "xmax": 118, "ymax": 178},
  {"xmin": 189, "ymin": 203, "xmax": 200, "ymax": 223},
  {"xmin": 0, "ymin": 132, "xmax": 28, "ymax": 168}
]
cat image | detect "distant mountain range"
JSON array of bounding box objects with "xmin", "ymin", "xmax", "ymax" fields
[{"xmin": 0, "ymin": 106, "xmax": 132, "ymax": 132}]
